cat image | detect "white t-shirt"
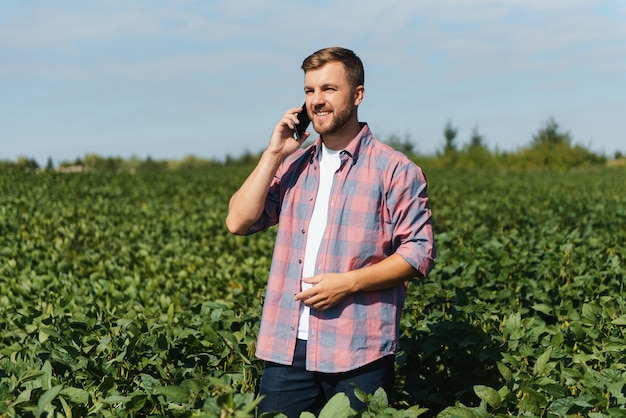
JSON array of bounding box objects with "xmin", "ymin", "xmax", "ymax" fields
[{"xmin": 297, "ymin": 144, "xmax": 342, "ymax": 340}]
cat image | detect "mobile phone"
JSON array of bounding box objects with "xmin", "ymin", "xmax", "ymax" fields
[{"xmin": 293, "ymin": 103, "xmax": 310, "ymax": 140}]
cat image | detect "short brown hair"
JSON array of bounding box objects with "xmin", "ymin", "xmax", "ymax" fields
[{"xmin": 301, "ymin": 47, "xmax": 364, "ymax": 89}]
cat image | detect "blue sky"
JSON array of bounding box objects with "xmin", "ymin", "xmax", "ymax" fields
[{"xmin": 1, "ymin": 0, "xmax": 625, "ymax": 166}]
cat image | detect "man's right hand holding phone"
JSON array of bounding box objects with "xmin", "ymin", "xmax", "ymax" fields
[{"xmin": 267, "ymin": 105, "xmax": 310, "ymax": 159}]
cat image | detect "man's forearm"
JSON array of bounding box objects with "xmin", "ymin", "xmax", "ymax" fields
[
  {"xmin": 346, "ymin": 253, "xmax": 418, "ymax": 293},
  {"xmin": 225, "ymin": 150, "xmax": 284, "ymax": 235}
]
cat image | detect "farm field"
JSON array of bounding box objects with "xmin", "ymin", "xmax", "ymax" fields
[{"xmin": 1, "ymin": 166, "xmax": 625, "ymax": 417}]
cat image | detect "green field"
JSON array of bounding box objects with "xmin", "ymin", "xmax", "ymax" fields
[{"xmin": 1, "ymin": 167, "xmax": 625, "ymax": 417}]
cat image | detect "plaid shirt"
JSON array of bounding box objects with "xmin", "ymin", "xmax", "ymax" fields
[{"xmin": 247, "ymin": 123, "xmax": 435, "ymax": 373}]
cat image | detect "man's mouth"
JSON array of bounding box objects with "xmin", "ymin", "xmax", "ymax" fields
[{"xmin": 315, "ymin": 110, "xmax": 331, "ymax": 117}]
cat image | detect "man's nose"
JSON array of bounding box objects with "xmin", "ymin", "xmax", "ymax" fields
[{"xmin": 311, "ymin": 90, "xmax": 325, "ymax": 107}]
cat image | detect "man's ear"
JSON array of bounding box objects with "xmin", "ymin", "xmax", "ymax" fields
[{"xmin": 353, "ymin": 85, "xmax": 365, "ymax": 106}]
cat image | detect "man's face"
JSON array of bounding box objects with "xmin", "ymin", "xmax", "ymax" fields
[{"xmin": 303, "ymin": 62, "xmax": 362, "ymax": 136}]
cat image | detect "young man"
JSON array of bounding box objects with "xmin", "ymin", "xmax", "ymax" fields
[{"xmin": 226, "ymin": 47, "xmax": 435, "ymax": 416}]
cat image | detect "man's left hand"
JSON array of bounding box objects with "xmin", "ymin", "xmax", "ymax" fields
[{"xmin": 294, "ymin": 273, "xmax": 354, "ymax": 310}]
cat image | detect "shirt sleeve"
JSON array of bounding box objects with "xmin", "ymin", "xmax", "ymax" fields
[
  {"xmin": 386, "ymin": 162, "xmax": 436, "ymax": 278},
  {"xmin": 245, "ymin": 147, "xmax": 313, "ymax": 235},
  {"xmin": 246, "ymin": 172, "xmax": 283, "ymax": 235}
]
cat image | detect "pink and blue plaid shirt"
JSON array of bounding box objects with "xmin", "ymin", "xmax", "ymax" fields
[{"xmin": 247, "ymin": 123, "xmax": 435, "ymax": 373}]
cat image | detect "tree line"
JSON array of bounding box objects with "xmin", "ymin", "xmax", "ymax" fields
[
  {"xmin": 386, "ymin": 117, "xmax": 615, "ymax": 169},
  {"xmin": 2, "ymin": 117, "xmax": 623, "ymax": 173}
]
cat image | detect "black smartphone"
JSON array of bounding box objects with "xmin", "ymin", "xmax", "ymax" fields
[{"xmin": 293, "ymin": 103, "xmax": 310, "ymax": 140}]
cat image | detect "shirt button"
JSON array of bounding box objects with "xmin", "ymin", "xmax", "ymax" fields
[
  {"xmin": 298, "ymin": 259, "xmax": 302, "ymax": 264},
  {"xmin": 301, "ymin": 229, "xmax": 306, "ymax": 233}
]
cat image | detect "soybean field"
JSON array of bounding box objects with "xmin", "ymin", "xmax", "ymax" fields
[{"xmin": 1, "ymin": 166, "xmax": 625, "ymax": 417}]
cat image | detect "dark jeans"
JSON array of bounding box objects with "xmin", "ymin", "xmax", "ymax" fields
[{"xmin": 257, "ymin": 339, "xmax": 395, "ymax": 417}]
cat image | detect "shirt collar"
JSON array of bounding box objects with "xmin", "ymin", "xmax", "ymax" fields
[{"xmin": 311, "ymin": 123, "xmax": 372, "ymax": 165}]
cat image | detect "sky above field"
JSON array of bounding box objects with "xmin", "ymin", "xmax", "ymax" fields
[{"xmin": 1, "ymin": 0, "xmax": 625, "ymax": 166}]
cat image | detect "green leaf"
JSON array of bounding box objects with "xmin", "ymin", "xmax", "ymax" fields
[
  {"xmin": 318, "ymin": 392, "xmax": 353, "ymax": 418},
  {"xmin": 38, "ymin": 327, "xmax": 61, "ymax": 343},
  {"xmin": 353, "ymin": 386, "xmax": 368, "ymax": 403},
  {"xmin": 40, "ymin": 360, "xmax": 53, "ymax": 390},
  {"xmin": 531, "ymin": 303, "xmax": 553, "ymax": 315},
  {"xmin": 405, "ymin": 405, "xmax": 430, "ymax": 417},
  {"xmin": 104, "ymin": 395, "xmax": 132, "ymax": 404},
  {"xmin": 496, "ymin": 362, "xmax": 513, "ymax": 383},
  {"xmin": 503, "ymin": 312, "xmax": 523, "ymax": 340},
  {"xmin": 36, "ymin": 384, "xmax": 63, "ymax": 415},
  {"xmin": 368, "ymin": 387, "xmax": 389, "ymax": 410},
  {"xmin": 438, "ymin": 406, "xmax": 478, "ymax": 418},
  {"xmin": 18, "ymin": 369, "xmax": 45, "ymax": 385},
  {"xmin": 14, "ymin": 388, "xmax": 32, "ymax": 406},
  {"xmin": 533, "ymin": 346, "xmax": 553, "ymax": 376},
  {"xmin": 153, "ymin": 385, "xmax": 192, "ymax": 403},
  {"xmin": 140, "ymin": 373, "xmax": 162, "ymax": 392},
  {"xmin": 474, "ymin": 385, "xmax": 502, "ymax": 409},
  {"xmin": 60, "ymin": 387, "xmax": 90, "ymax": 404},
  {"xmin": 611, "ymin": 316, "xmax": 626, "ymax": 325}
]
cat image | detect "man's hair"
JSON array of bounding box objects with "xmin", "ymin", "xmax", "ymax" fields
[{"xmin": 301, "ymin": 47, "xmax": 364, "ymax": 89}]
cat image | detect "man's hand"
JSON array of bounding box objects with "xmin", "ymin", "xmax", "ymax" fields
[
  {"xmin": 267, "ymin": 107, "xmax": 310, "ymax": 158},
  {"xmin": 294, "ymin": 272, "xmax": 355, "ymax": 311},
  {"xmin": 293, "ymin": 254, "xmax": 419, "ymax": 310}
]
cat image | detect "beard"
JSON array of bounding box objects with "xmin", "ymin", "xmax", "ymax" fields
[{"xmin": 312, "ymin": 103, "xmax": 356, "ymax": 136}]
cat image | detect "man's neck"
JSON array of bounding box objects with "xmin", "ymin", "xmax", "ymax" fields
[{"xmin": 321, "ymin": 119, "xmax": 361, "ymax": 151}]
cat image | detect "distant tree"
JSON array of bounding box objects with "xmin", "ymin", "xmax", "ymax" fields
[
  {"xmin": 443, "ymin": 120, "xmax": 458, "ymax": 155},
  {"xmin": 469, "ymin": 126, "xmax": 485, "ymax": 149},
  {"xmin": 45, "ymin": 157, "xmax": 55, "ymax": 171},
  {"xmin": 16, "ymin": 156, "xmax": 39, "ymax": 171},
  {"xmin": 83, "ymin": 154, "xmax": 123, "ymax": 172},
  {"xmin": 386, "ymin": 133, "xmax": 416, "ymax": 156},
  {"xmin": 174, "ymin": 154, "xmax": 217, "ymax": 170},
  {"xmin": 58, "ymin": 157, "xmax": 84, "ymax": 169},
  {"xmin": 531, "ymin": 117, "xmax": 571, "ymax": 148},
  {"xmin": 460, "ymin": 126, "xmax": 494, "ymax": 169},
  {"xmin": 518, "ymin": 117, "xmax": 606, "ymax": 168},
  {"xmin": 141, "ymin": 155, "xmax": 164, "ymax": 171}
]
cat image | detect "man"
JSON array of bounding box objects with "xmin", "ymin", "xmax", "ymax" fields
[{"xmin": 226, "ymin": 47, "xmax": 435, "ymax": 416}]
